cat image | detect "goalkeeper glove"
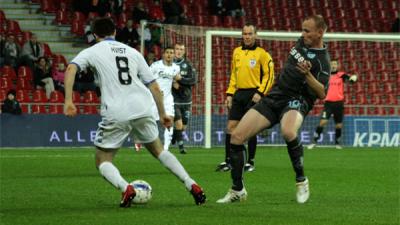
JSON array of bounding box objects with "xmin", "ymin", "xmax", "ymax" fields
[{"xmin": 349, "ymin": 74, "xmax": 357, "ymax": 82}]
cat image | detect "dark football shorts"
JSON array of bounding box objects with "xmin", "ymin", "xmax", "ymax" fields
[
  {"xmin": 174, "ymin": 104, "xmax": 192, "ymax": 125},
  {"xmin": 320, "ymin": 101, "xmax": 344, "ymax": 123},
  {"xmin": 229, "ymin": 89, "xmax": 257, "ymax": 121},
  {"xmin": 252, "ymin": 94, "xmax": 311, "ymax": 128}
]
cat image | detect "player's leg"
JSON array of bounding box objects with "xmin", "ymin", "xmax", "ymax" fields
[
  {"xmin": 94, "ymin": 120, "xmax": 135, "ymax": 207},
  {"xmin": 309, "ymin": 103, "xmax": 331, "ymax": 149},
  {"xmin": 174, "ymin": 119, "xmax": 186, "ymax": 153},
  {"xmin": 217, "ymin": 108, "xmax": 270, "ymax": 203},
  {"xmin": 163, "ymin": 124, "xmax": 174, "ymax": 151},
  {"xmin": 176, "ymin": 104, "xmax": 191, "ymax": 154},
  {"xmin": 162, "ymin": 101, "xmax": 175, "ymax": 151},
  {"xmin": 245, "ymin": 136, "xmax": 257, "ymax": 172},
  {"xmin": 333, "ymin": 102, "xmax": 344, "ymax": 149},
  {"xmin": 280, "ymin": 109, "xmax": 309, "ymax": 203},
  {"xmin": 134, "ymin": 116, "xmax": 206, "ymax": 204},
  {"xmin": 216, "ymin": 119, "xmax": 239, "ymax": 171}
]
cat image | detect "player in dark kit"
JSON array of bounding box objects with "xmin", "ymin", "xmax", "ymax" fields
[
  {"xmin": 171, "ymin": 43, "xmax": 197, "ymax": 154},
  {"xmin": 308, "ymin": 59, "xmax": 358, "ymax": 149},
  {"xmin": 215, "ymin": 23, "xmax": 275, "ymax": 173},
  {"xmin": 217, "ymin": 15, "xmax": 330, "ymax": 204}
]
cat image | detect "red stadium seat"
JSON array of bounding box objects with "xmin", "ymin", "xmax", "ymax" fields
[
  {"xmin": 71, "ymin": 19, "xmax": 85, "ymax": 36},
  {"xmin": 208, "ymin": 15, "xmax": 221, "ymax": 27},
  {"xmin": 16, "ymin": 78, "xmax": 33, "ymax": 90},
  {"xmin": 1, "ymin": 66, "xmax": 17, "ymax": 81},
  {"xmin": 383, "ymin": 83, "xmax": 395, "ymax": 94},
  {"xmin": 42, "ymin": 43, "xmax": 54, "ymax": 58},
  {"xmin": 72, "ymin": 91, "xmax": 81, "ymax": 103},
  {"xmin": 192, "ymin": 4, "xmax": 205, "ymax": 15},
  {"xmin": 40, "ymin": 0, "xmax": 57, "ymax": 13},
  {"xmin": 193, "ymin": 15, "xmax": 207, "ymax": 26},
  {"xmin": 223, "ymin": 16, "xmax": 235, "ymax": 28},
  {"xmin": 32, "ymin": 89, "xmax": 47, "ymax": 102},
  {"xmin": 0, "ymin": 89, "xmax": 7, "ymax": 101},
  {"xmin": 17, "ymin": 66, "xmax": 33, "ymax": 81},
  {"xmin": 0, "ymin": 77, "xmax": 14, "ymax": 90},
  {"xmin": 31, "ymin": 104, "xmax": 47, "ymax": 114},
  {"xmin": 16, "ymin": 90, "xmax": 30, "ymax": 103},
  {"xmin": 55, "ymin": 10, "xmax": 70, "ymax": 25},
  {"xmin": 83, "ymin": 91, "xmax": 100, "ymax": 103},
  {"xmin": 20, "ymin": 104, "xmax": 29, "ymax": 113},
  {"xmin": 73, "ymin": 11, "xmax": 86, "ymax": 21},
  {"xmin": 6, "ymin": 20, "xmax": 22, "ymax": 35},
  {"xmin": 82, "ymin": 105, "xmax": 98, "ymax": 114},
  {"xmin": 49, "ymin": 90, "xmax": 64, "ymax": 103},
  {"xmin": 48, "ymin": 105, "xmax": 64, "ymax": 114}
]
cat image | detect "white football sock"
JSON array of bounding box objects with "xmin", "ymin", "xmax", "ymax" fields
[
  {"xmin": 98, "ymin": 161, "xmax": 129, "ymax": 192},
  {"xmin": 158, "ymin": 150, "xmax": 195, "ymax": 191},
  {"xmin": 163, "ymin": 127, "xmax": 174, "ymax": 151}
]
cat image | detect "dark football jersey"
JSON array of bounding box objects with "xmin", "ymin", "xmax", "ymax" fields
[
  {"xmin": 269, "ymin": 37, "xmax": 331, "ymax": 107},
  {"xmin": 172, "ymin": 57, "xmax": 197, "ymax": 104}
]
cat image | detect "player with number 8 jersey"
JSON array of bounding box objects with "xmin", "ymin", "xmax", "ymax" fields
[
  {"xmin": 64, "ymin": 17, "xmax": 206, "ymax": 207},
  {"xmin": 71, "ymin": 36, "xmax": 156, "ymax": 122}
]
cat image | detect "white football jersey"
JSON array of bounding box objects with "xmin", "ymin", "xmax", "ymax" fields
[
  {"xmin": 150, "ymin": 60, "xmax": 180, "ymax": 103},
  {"xmin": 71, "ymin": 39, "xmax": 157, "ymax": 122}
]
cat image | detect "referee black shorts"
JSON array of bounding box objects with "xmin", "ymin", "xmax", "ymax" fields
[
  {"xmin": 253, "ymin": 94, "xmax": 311, "ymax": 128},
  {"xmin": 229, "ymin": 89, "xmax": 257, "ymax": 121},
  {"xmin": 320, "ymin": 101, "xmax": 344, "ymax": 123}
]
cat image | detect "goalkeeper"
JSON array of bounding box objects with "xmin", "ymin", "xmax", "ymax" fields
[{"xmin": 308, "ymin": 59, "xmax": 358, "ymax": 149}]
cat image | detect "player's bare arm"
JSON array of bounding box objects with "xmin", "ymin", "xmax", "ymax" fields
[
  {"xmin": 64, "ymin": 63, "xmax": 78, "ymax": 117},
  {"xmin": 296, "ymin": 61, "xmax": 326, "ymax": 99}
]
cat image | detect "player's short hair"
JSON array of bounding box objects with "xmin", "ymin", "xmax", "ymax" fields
[
  {"xmin": 175, "ymin": 43, "xmax": 185, "ymax": 47},
  {"xmin": 163, "ymin": 46, "xmax": 174, "ymax": 52},
  {"xmin": 305, "ymin": 15, "xmax": 327, "ymax": 32},
  {"xmin": 92, "ymin": 17, "xmax": 116, "ymax": 38},
  {"xmin": 243, "ymin": 23, "xmax": 257, "ymax": 33}
]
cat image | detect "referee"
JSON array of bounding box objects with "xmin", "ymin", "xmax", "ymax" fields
[
  {"xmin": 216, "ymin": 23, "xmax": 275, "ymax": 172},
  {"xmin": 308, "ymin": 59, "xmax": 357, "ymax": 149},
  {"xmin": 171, "ymin": 43, "xmax": 197, "ymax": 154}
]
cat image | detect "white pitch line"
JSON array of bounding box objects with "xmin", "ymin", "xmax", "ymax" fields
[{"xmin": 0, "ymin": 154, "xmax": 94, "ymax": 159}]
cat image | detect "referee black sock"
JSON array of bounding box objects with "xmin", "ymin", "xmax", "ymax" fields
[
  {"xmin": 335, "ymin": 128, "xmax": 342, "ymax": 144},
  {"xmin": 314, "ymin": 126, "xmax": 324, "ymax": 142},
  {"xmin": 286, "ymin": 138, "xmax": 305, "ymax": 182},
  {"xmin": 175, "ymin": 129, "xmax": 184, "ymax": 149},
  {"xmin": 247, "ymin": 136, "xmax": 257, "ymax": 165},
  {"xmin": 230, "ymin": 143, "xmax": 246, "ymax": 191},
  {"xmin": 225, "ymin": 133, "xmax": 231, "ymax": 164}
]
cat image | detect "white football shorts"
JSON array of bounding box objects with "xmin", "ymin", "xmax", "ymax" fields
[
  {"xmin": 152, "ymin": 96, "xmax": 175, "ymax": 121},
  {"xmin": 94, "ymin": 116, "xmax": 159, "ymax": 149}
]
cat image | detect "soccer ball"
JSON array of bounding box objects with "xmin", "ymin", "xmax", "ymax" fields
[{"xmin": 130, "ymin": 180, "xmax": 152, "ymax": 204}]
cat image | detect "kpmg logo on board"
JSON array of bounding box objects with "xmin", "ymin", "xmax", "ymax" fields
[{"xmin": 353, "ymin": 118, "xmax": 400, "ymax": 147}]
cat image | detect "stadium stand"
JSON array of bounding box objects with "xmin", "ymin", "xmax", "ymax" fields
[{"xmin": 0, "ymin": 0, "xmax": 398, "ymax": 117}]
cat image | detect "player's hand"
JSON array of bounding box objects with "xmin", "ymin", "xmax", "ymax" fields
[
  {"xmin": 349, "ymin": 74, "xmax": 358, "ymax": 82},
  {"xmin": 225, "ymin": 96, "xmax": 233, "ymax": 110},
  {"xmin": 175, "ymin": 74, "xmax": 182, "ymax": 81},
  {"xmin": 173, "ymin": 81, "xmax": 180, "ymax": 89},
  {"xmin": 252, "ymin": 92, "xmax": 262, "ymax": 103},
  {"xmin": 160, "ymin": 114, "xmax": 173, "ymax": 129},
  {"xmin": 64, "ymin": 101, "xmax": 77, "ymax": 117},
  {"xmin": 296, "ymin": 60, "xmax": 312, "ymax": 75}
]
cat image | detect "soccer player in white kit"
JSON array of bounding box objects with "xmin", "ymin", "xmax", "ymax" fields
[
  {"xmin": 150, "ymin": 46, "xmax": 181, "ymax": 151},
  {"xmin": 63, "ymin": 17, "xmax": 206, "ymax": 207}
]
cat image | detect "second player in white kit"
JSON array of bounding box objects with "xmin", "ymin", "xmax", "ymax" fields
[{"xmin": 150, "ymin": 46, "xmax": 181, "ymax": 151}]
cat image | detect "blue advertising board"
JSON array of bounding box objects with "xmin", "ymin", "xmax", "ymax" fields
[{"xmin": 1, "ymin": 114, "xmax": 399, "ymax": 147}]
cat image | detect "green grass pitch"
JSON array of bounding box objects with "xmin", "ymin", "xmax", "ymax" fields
[{"xmin": 1, "ymin": 147, "xmax": 399, "ymax": 225}]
